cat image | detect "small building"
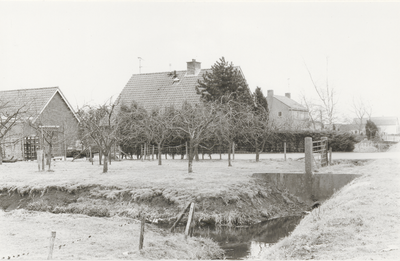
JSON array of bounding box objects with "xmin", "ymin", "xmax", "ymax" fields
[
  {"xmin": 266, "ymin": 90, "xmax": 309, "ymax": 129},
  {"xmin": 0, "ymin": 87, "xmax": 80, "ymax": 160},
  {"xmin": 115, "ymin": 59, "xmax": 246, "ymax": 112}
]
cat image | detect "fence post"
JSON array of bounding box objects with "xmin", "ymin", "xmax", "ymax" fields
[
  {"xmin": 284, "ymin": 142, "xmax": 286, "ymax": 161},
  {"xmin": 329, "ymin": 147, "xmax": 332, "ymax": 165},
  {"xmin": 185, "ymin": 203, "xmax": 195, "ymax": 239},
  {"xmin": 305, "ymin": 137, "xmax": 313, "ymax": 200},
  {"xmin": 47, "ymin": 231, "xmax": 56, "ymax": 260},
  {"xmin": 139, "ymin": 216, "xmax": 145, "ymax": 250}
]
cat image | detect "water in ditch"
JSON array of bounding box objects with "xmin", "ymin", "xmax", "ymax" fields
[{"xmin": 169, "ymin": 215, "xmax": 303, "ymax": 260}]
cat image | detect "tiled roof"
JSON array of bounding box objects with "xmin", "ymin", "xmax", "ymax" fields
[
  {"xmin": 115, "ymin": 69, "xmax": 213, "ymax": 112},
  {"xmin": 274, "ymin": 95, "xmax": 308, "ymax": 111},
  {"xmin": 353, "ymin": 117, "xmax": 399, "ymax": 126},
  {"xmin": 0, "ymin": 87, "xmax": 79, "ymax": 122}
]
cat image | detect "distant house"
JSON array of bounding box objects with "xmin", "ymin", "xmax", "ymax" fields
[
  {"xmin": 353, "ymin": 117, "xmax": 399, "ymax": 135},
  {"xmin": 115, "ymin": 59, "xmax": 246, "ymax": 112},
  {"xmin": 266, "ymin": 90, "xmax": 309, "ymax": 129},
  {"xmin": 0, "ymin": 87, "xmax": 80, "ymax": 160},
  {"xmin": 337, "ymin": 117, "xmax": 400, "ymax": 136}
]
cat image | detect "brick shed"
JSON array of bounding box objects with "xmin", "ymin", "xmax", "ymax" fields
[{"xmin": 0, "ymin": 87, "xmax": 80, "ymax": 160}]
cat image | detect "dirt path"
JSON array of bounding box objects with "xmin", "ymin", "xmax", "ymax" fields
[{"xmin": 261, "ymin": 143, "xmax": 400, "ymax": 259}]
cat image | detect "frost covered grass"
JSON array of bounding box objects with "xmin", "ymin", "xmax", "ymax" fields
[
  {"xmin": 261, "ymin": 144, "xmax": 400, "ymax": 260},
  {"xmin": 0, "ymin": 209, "xmax": 224, "ymax": 260}
]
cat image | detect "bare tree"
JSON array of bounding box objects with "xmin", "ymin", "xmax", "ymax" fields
[
  {"xmin": 0, "ymin": 100, "xmax": 28, "ymax": 164},
  {"xmin": 304, "ymin": 57, "xmax": 338, "ymax": 128},
  {"xmin": 78, "ymin": 102, "xmax": 119, "ymax": 173},
  {"xmin": 239, "ymin": 104, "xmax": 275, "ymax": 162},
  {"xmin": 352, "ymin": 97, "xmax": 372, "ymax": 133},
  {"xmin": 299, "ymin": 93, "xmax": 322, "ymax": 130},
  {"xmin": 173, "ymin": 101, "xmax": 220, "ymax": 173}
]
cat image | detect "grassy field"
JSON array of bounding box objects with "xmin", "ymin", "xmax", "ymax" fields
[
  {"xmin": 261, "ymin": 144, "xmax": 400, "ymax": 259},
  {"xmin": 0, "ymin": 154, "xmax": 379, "ymax": 259},
  {"xmin": 0, "ymin": 156, "xmax": 363, "ymax": 224}
]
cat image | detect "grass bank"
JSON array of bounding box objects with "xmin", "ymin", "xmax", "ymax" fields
[
  {"xmin": 0, "ymin": 209, "xmax": 223, "ymax": 259},
  {"xmin": 0, "ymin": 158, "xmax": 315, "ymax": 226},
  {"xmin": 261, "ymin": 144, "xmax": 400, "ymax": 259}
]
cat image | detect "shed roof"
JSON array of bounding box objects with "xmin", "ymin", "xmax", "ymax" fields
[{"xmin": 0, "ymin": 87, "xmax": 79, "ymax": 122}]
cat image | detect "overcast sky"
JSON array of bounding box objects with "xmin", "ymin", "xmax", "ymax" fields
[{"xmin": 1, "ymin": 1, "xmax": 399, "ymax": 122}]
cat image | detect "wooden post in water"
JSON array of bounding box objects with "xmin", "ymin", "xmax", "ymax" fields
[
  {"xmin": 139, "ymin": 216, "xmax": 145, "ymax": 250},
  {"xmin": 47, "ymin": 231, "xmax": 56, "ymax": 260},
  {"xmin": 185, "ymin": 203, "xmax": 195, "ymax": 239}
]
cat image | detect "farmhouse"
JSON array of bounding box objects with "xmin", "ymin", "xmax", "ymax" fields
[
  {"xmin": 266, "ymin": 90, "xmax": 309, "ymax": 129},
  {"xmin": 0, "ymin": 87, "xmax": 80, "ymax": 160},
  {"xmin": 115, "ymin": 59, "xmax": 246, "ymax": 112}
]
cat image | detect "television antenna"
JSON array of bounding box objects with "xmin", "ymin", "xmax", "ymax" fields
[{"xmin": 138, "ymin": 57, "xmax": 144, "ymax": 74}]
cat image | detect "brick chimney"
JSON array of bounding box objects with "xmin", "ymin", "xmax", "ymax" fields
[
  {"xmin": 285, "ymin": 93, "xmax": 291, "ymax": 99},
  {"xmin": 186, "ymin": 59, "xmax": 201, "ymax": 76},
  {"xmin": 267, "ymin": 90, "xmax": 274, "ymax": 97}
]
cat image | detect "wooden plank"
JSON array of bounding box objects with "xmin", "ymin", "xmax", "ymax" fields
[
  {"xmin": 184, "ymin": 203, "xmax": 195, "ymax": 239},
  {"xmin": 170, "ymin": 202, "xmax": 191, "ymax": 232}
]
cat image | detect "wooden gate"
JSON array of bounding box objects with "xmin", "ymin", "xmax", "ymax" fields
[
  {"xmin": 312, "ymin": 137, "xmax": 328, "ymax": 168},
  {"xmin": 24, "ymin": 136, "xmax": 39, "ymax": 160}
]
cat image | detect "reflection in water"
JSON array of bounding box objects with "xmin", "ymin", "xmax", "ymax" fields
[{"xmin": 168, "ymin": 216, "xmax": 303, "ymax": 260}]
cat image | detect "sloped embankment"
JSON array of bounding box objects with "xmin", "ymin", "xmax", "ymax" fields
[
  {"xmin": 261, "ymin": 152, "xmax": 400, "ymax": 259},
  {"xmin": 0, "ymin": 177, "xmax": 307, "ymax": 227}
]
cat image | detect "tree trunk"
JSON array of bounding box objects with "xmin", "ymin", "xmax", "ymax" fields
[
  {"xmin": 158, "ymin": 143, "xmax": 162, "ymax": 165},
  {"xmin": 232, "ymin": 142, "xmax": 235, "ymax": 160},
  {"xmin": 103, "ymin": 152, "xmax": 108, "ymax": 173},
  {"xmin": 255, "ymin": 139, "xmax": 259, "ymax": 162},
  {"xmin": 89, "ymin": 146, "xmax": 93, "ymax": 165},
  {"xmin": 0, "ymin": 143, "xmax": 3, "ymax": 165},
  {"xmin": 194, "ymin": 144, "xmax": 199, "ymax": 161},
  {"xmin": 47, "ymin": 144, "xmax": 53, "ymax": 170},
  {"xmin": 108, "ymin": 150, "xmax": 111, "ymax": 165},
  {"xmin": 228, "ymin": 142, "xmax": 232, "ymax": 167},
  {"xmin": 99, "ymin": 149, "xmax": 102, "ymax": 165},
  {"xmin": 188, "ymin": 141, "xmax": 194, "ymax": 173}
]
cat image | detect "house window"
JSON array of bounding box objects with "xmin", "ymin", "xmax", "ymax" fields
[{"xmin": 278, "ymin": 112, "xmax": 282, "ymax": 117}]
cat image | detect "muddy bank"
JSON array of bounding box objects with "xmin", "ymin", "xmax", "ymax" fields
[{"xmin": 0, "ymin": 178, "xmax": 308, "ymax": 227}]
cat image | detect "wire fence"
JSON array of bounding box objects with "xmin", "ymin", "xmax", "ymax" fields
[{"xmin": 1, "ymin": 221, "xmax": 137, "ymax": 260}]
